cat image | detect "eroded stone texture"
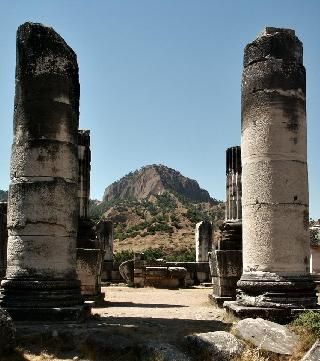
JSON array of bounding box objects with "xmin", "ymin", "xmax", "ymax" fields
[
  {"xmin": 225, "ymin": 146, "xmax": 242, "ymax": 223},
  {"xmin": 76, "ymin": 248, "xmax": 105, "ymax": 297},
  {"xmin": 234, "ymin": 318, "xmax": 298, "ymax": 355},
  {"xmin": 0, "ymin": 22, "xmax": 83, "ymax": 311},
  {"xmin": 185, "ymin": 331, "xmax": 244, "ymax": 361},
  {"xmin": 234, "ymin": 27, "xmax": 316, "ymax": 310},
  {"xmin": 78, "ymin": 129, "xmax": 91, "ymax": 219},
  {"xmin": 195, "ymin": 221, "xmax": 212, "ymax": 262},
  {"xmin": 0, "ymin": 203, "xmax": 8, "ymax": 281},
  {"xmin": 0, "ymin": 307, "xmax": 15, "ymax": 355},
  {"xmin": 209, "ymin": 147, "xmax": 242, "ymax": 306}
]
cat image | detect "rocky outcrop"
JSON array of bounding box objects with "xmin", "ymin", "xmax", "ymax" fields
[{"xmin": 103, "ymin": 164, "xmax": 215, "ymax": 203}]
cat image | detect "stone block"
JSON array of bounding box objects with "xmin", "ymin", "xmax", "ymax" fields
[
  {"xmin": 140, "ymin": 342, "xmax": 191, "ymax": 361},
  {"xmin": 234, "ymin": 318, "xmax": 298, "ymax": 355},
  {"xmin": 196, "ymin": 271, "xmax": 208, "ymax": 283},
  {"xmin": 8, "ymin": 179, "xmax": 78, "ymax": 236},
  {"xmin": 76, "ymin": 248, "xmax": 104, "ymax": 297},
  {"xmin": 210, "ymin": 250, "xmax": 242, "ymax": 277},
  {"xmin": 301, "ymin": 340, "xmax": 320, "ymax": 361},
  {"xmin": 7, "ymin": 234, "xmax": 77, "ymax": 278},
  {"xmin": 185, "ymin": 331, "xmax": 244, "ymax": 361}
]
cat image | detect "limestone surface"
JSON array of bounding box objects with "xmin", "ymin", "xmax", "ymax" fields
[
  {"xmin": 140, "ymin": 342, "xmax": 191, "ymax": 361},
  {"xmin": 233, "ymin": 318, "xmax": 298, "ymax": 355},
  {"xmin": 301, "ymin": 340, "xmax": 320, "ymax": 361},
  {"xmin": 237, "ymin": 27, "xmax": 316, "ymax": 309},
  {"xmin": 185, "ymin": 331, "xmax": 244, "ymax": 361},
  {"xmin": 0, "ymin": 22, "xmax": 82, "ymax": 312}
]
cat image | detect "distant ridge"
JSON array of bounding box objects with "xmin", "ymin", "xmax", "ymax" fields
[{"xmin": 103, "ymin": 164, "xmax": 216, "ymax": 204}]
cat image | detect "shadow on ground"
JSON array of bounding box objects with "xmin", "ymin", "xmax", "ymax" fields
[
  {"xmin": 13, "ymin": 315, "xmax": 231, "ymax": 361},
  {"xmin": 95, "ymin": 301, "xmax": 188, "ymax": 308}
]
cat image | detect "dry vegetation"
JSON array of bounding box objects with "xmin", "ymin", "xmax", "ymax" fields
[{"xmin": 89, "ymin": 191, "xmax": 224, "ymax": 256}]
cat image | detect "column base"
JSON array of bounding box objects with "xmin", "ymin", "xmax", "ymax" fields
[
  {"xmin": 3, "ymin": 302, "xmax": 91, "ymax": 322},
  {"xmin": 224, "ymin": 301, "xmax": 320, "ymax": 324},
  {"xmin": 83, "ymin": 292, "xmax": 106, "ymax": 306},
  {"xmin": 237, "ymin": 274, "xmax": 317, "ymax": 309},
  {"xmin": 0, "ymin": 278, "xmax": 83, "ymax": 308},
  {"xmin": 208, "ymin": 294, "xmax": 234, "ymax": 307}
]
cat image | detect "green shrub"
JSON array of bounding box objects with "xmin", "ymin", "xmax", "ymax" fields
[
  {"xmin": 292, "ymin": 311, "xmax": 320, "ymax": 337},
  {"xmin": 155, "ymin": 192, "xmax": 177, "ymax": 211},
  {"xmin": 147, "ymin": 223, "xmax": 174, "ymax": 234},
  {"xmin": 113, "ymin": 250, "xmax": 134, "ymax": 264},
  {"xmin": 166, "ymin": 249, "xmax": 196, "ymax": 262},
  {"xmin": 143, "ymin": 248, "xmax": 164, "ymax": 261}
]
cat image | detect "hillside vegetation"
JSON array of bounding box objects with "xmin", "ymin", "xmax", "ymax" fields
[{"xmin": 90, "ymin": 165, "xmax": 224, "ymax": 255}]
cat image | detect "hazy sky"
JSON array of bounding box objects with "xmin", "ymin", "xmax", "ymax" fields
[{"xmin": 0, "ymin": 0, "xmax": 319, "ymax": 218}]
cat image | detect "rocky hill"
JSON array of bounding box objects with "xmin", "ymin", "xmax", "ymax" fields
[
  {"xmin": 0, "ymin": 190, "xmax": 7, "ymax": 202},
  {"xmin": 103, "ymin": 164, "xmax": 214, "ymax": 204},
  {"xmin": 90, "ymin": 165, "xmax": 224, "ymax": 257}
]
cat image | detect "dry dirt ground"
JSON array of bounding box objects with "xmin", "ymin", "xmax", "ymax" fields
[
  {"xmin": 95, "ymin": 285, "xmax": 231, "ymax": 342},
  {"xmin": 9, "ymin": 285, "xmax": 233, "ymax": 361}
]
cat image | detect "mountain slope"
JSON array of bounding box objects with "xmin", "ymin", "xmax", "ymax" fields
[
  {"xmin": 0, "ymin": 190, "xmax": 8, "ymax": 202},
  {"xmin": 90, "ymin": 165, "xmax": 224, "ymax": 255},
  {"xmin": 103, "ymin": 164, "xmax": 215, "ymax": 204}
]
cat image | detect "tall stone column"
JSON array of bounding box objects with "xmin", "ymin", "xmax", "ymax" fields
[
  {"xmin": 78, "ymin": 129, "xmax": 91, "ymax": 219},
  {"xmin": 226, "ymin": 27, "xmax": 317, "ymax": 319},
  {"xmin": 0, "ymin": 22, "xmax": 84, "ymax": 318},
  {"xmin": 0, "ymin": 202, "xmax": 8, "ymax": 281},
  {"xmin": 226, "ymin": 146, "xmax": 242, "ymax": 223},
  {"xmin": 195, "ymin": 221, "xmax": 212, "ymax": 262},
  {"xmin": 209, "ymin": 146, "xmax": 242, "ymax": 306}
]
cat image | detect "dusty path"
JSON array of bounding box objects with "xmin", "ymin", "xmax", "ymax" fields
[
  {"xmin": 92, "ymin": 285, "xmax": 231, "ymax": 343},
  {"xmin": 13, "ymin": 286, "xmax": 232, "ymax": 361}
]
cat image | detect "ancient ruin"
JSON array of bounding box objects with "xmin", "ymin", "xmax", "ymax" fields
[
  {"xmin": 0, "ymin": 22, "xmax": 84, "ymax": 319},
  {"xmin": 0, "ymin": 202, "xmax": 8, "ymax": 281},
  {"xmin": 75, "ymin": 129, "xmax": 106, "ymax": 301},
  {"xmin": 195, "ymin": 220, "xmax": 212, "ymax": 262},
  {"xmin": 209, "ymin": 146, "xmax": 242, "ymax": 306},
  {"xmin": 78, "ymin": 130, "xmax": 91, "ymax": 219},
  {"xmin": 310, "ymin": 225, "xmax": 320, "ymax": 291},
  {"xmin": 226, "ymin": 27, "xmax": 317, "ymax": 320}
]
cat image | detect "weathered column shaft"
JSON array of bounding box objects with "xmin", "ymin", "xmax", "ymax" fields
[
  {"xmin": 209, "ymin": 147, "xmax": 242, "ymax": 306},
  {"xmin": 0, "ymin": 22, "xmax": 83, "ymax": 309},
  {"xmin": 226, "ymin": 146, "xmax": 242, "ymax": 221},
  {"xmin": 78, "ymin": 130, "xmax": 91, "ymax": 219},
  {"xmin": 195, "ymin": 221, "xmax": 212, "ymax": 262},
  {"xmin": 237, "ymin": 27, "xmax": 316, "ymax": 308},
  {"xmin": 0, "ymin": 202, "xmax": 8, "ymax": 281}
]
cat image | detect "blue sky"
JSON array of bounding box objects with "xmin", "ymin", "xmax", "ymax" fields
[{"xmin": 0, "ymin": 0, "xmax": 319, "ymax": 218}]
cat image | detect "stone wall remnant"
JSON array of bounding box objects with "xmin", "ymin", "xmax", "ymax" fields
[
  {"xmin": 195, "ymin": 221, "xmax": 212, "ymax": 262},
  {"xmin": 209, "ymin": 146, "xmax": 242, "ymax": 306},
  {"xmin": 226, "ymin": 27, "xmax": 317, "ymax": 319},
  {"xmin": 0, "ymin": 22, "xmax": 84, "ymax": 318}
]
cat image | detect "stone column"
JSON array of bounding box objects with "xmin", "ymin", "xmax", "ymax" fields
[
  {"xmin": 209, "ymin": 146, "xmax": 242, "ymax": 306},
  {"xmin": 0, "ymin": 202, "xmax": 8, "ymax": 281},
  {"xmin": 226, "ymin": 27, "xmax": 316, "ymax": 319},
  {"xmin": 226, "ymin": 146, "xmax": 242, "ymax": 223},
  {"xmin": 78, "ymin": 129, "xmax": 91, "ymax": 219},
  {"xmin": 195, "ymin": 221, "xmax": 212, "ymax": 262},
  {"xmin": 0, "ymin": 22, "xmax": 84, "ymax": 318}
]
